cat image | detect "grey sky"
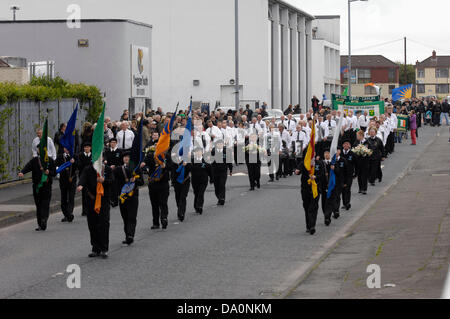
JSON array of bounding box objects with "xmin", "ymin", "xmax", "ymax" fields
[{"xmin": 1, "ymin": 0, "xmax": 449, "ymax": 64}]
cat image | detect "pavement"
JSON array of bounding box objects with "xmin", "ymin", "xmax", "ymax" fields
[
  {"xmin": 0, "ymin": 125, "xmax": 446, "ymax": 299},
  {"xmin": 287, "ymin": 125, "xmax": 450, "ymax": 299}
]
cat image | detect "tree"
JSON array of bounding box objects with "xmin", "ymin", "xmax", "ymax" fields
[{"xmin": 396, "ymin": 63, "xmax": 416, "ymax": 85}]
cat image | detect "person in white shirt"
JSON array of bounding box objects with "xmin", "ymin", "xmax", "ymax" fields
[
  {"xmin": 267, "ymin": 124, "xmax": 281, "ymax": 182},
  {"xmin": 116, "ymin": 122, "xmax": 135, "ymax": 150},
  {"xmin": 290, "ymin": 124, "xmax": 309, "ymax": 156},
  {"xmin": 205, "ymin": 120, "xmax": 222, "ymax": 143},
  {"xmin": 32, "ymin": 128, "xmax": 57, "ymax": 160},
  {"xmin": 256, "ymin": 115, "xmax": 267, "ymax": 133},
  {"xmin": 358, "ymin": 111, "xmax": 370, "ymax": 132},
  {"xmin": 192, "ymin": 119, "xmax": 211, "ymax": 153},
  {"xmin": 219, "ymin": 120, "xmax": 233, "ymax": 147},
  {"xmin": 301, "ymin": 121, "xmax": 312, "ymax": 142},
  {"xmin": 385, "ymin": 106, "xmax": 397, "ymax": 154},
  {"xmin": 283, "ymin": 114, "xmax": 297, "ymax": 134},
  {"xmin": 249, "ymin": 117, "xmax": 263, "ymax": 136}
]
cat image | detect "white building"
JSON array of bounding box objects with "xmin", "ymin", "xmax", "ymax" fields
[
  {"xmin": 146, "ymin": 0, "xmax": 315, "ymax": 112},
  {"xmin": 311, "ymin": 15, "xmax": 341, "ymax": 101}
]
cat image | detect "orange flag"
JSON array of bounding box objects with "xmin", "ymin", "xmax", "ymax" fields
[{"xmin": 94, "ymin": 173, "xmax": 104, "ymax": 214}]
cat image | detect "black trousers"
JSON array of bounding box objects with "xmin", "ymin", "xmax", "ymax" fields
[
  {"xmin": 386, "ymin": 132, "xmax": 395, "ymax": 153},
  {"xmin": 301, "ymin": 188, "xmax": 320, "ymax": 231},
  {"xmin": 110, "ymin": 181, "xmax": 120, "ymax": 207},
  {"xmin": 192, "ymin": 179, "xmax": 208, "ymax": 211},
  {"xmin": 369, "ymin": 160, "xmax": 381, "ymax": 184},
  {"xmin": 119, "ymin": 193, "xmax": 139, "ymax": 239},
  {"xmin": 213, "ymin": 172, "xmax": 227, "ymax": 202},
  {"xmin": 288, "ymin": 158, "xmax": 296, "ymax": 175},
  {"xmin": 81, "ymin": 188, "xmax": 90, "ymax": 215},
  {"xmin": 60, "ymin": 180, "xmax": 76, "ymax": 218},
  {"xmin": 321, "ymin": 187, "xmax": 327, "ymax": 216},
  {"xmin": 277, "ymin": 157, "xmax": 289, "ymax": 177},
  {"xmin": 174, "ymin": 181, "xmax": 190, "ymax": 220},
  {"xmin": 268, "ymin": 158, "xmax": 279, "ymax": 180},
  {"xmin": 148, "ymin": 185, "xmax": 169, "ymax": 227},
  {"xmin": 324, "ymin": 184, "xmax": 342, "ymax": 220},
  {"xmin": 86, "ymin": 201, "xmax": 110, "ymax": 253},
  {"xmin": 247, "ymin": 163, "xmax": 261, "ymax": 188},
  {"xmin": 342, "ymin": 178, "xmax": 353, "ymax": 207},
  {"xmin": 32, "ymin": 184, "xmax": 52, "ymax": 229},
  {"xmin": 357, "ymin": 158, "xmax": 369, "ymax": 192}
]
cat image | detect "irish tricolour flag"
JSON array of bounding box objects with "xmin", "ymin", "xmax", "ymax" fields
[{"xmin": 91, "ymin": 103, "xmax": 105, "ymax": 213}]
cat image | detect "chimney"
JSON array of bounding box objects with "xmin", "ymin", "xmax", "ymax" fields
[
  {"xmin": 416, "ymin": 60, "xmax": 419, "ymax": 66},
  {"xmin": 432, "ymin": 50, "xmax": 437, "ymax": 58}
]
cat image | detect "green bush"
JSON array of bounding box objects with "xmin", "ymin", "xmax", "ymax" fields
[{"xmin": 0, "ymin": 76, "xmax": 103, "ymax": 122}]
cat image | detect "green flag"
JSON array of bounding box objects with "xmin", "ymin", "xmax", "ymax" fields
[
  {"xmin": 92, "ymin": 103, "xmax": 105, "ymax": 175},
  {"xmin": 343, "ymin": 87, "xmax": 348, "ymax": 97},
  {"xmin": 36, "ymin": 118, "xmax": 49, "ymax": 193}
]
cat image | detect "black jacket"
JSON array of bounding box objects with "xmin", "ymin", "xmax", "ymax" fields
[
  {"xmin": 297, "ymin": 158, "xmax": 326, "ymax": 192},
  {"xmin": 104, "ymin": 148, "xmax": 123, "ymax": 167},
  {"xmin": 341, "ymin": 149, "xmax": 356, "ymax": 182},
  {"xmin": 143, "ymin": 151, "xmax": 171, "ymax": 187},
  {"xmin": 21, "ymin": 157, "xmax": 56, "ymax": 186},
  {"xmin": 114, "ymin": 165, "xmax": 144, "ymax": 196},
  {"xmin": 191, "ymin": 157, "xmax": 212, "ymax": 184},
  {"xmin": 55, "ymin": 153, "xmax": 78, "ymax": 186},
  {"xmin": 366, "ymin": 137, "xmax": 384, "ymax": 161},
  {"xmin": 77, "ymin": 152, "xmax": 92, "ymax": 178},
  {"xmin": 211, "ymin": 147, "xmax": 230, "ymax": 174},
  {"xmin": 78, "ymin": 164, "xmax": 113, "ymax": 200}
]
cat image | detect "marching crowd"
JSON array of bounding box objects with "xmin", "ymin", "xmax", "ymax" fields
[{"xmin": 17, "ymin": 95, "xmax": 448, "ymax": 258}]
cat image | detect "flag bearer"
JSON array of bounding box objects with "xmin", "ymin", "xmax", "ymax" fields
[
  {"xmin": 191, "ymin": 147, "xmax": 212, "ymax": 215},
  {"xmin": 341, "ymin": 140, "xmax": 356, "ymax": 211},
  {"xmin": 18, "ymin": 144, "xmax": 56, "ymax": 231},
  {"xmin": 324, "ymin": 148, "xmax": 348, "ymax": 225},
  {"xmin": 115, "ymin": 151, "xmax": 144, "ymax": 245},
  {"xmin": 172, "ymin": 157, "xmax": 192, "ymax": 223},
  {"xmin": 104, "ymin": 137, "xmax": 123, "ymax": 207},
  {"xmin": 55, "ymin": 147, "xmax": 78, "ymax": 222},
  {"xmin": 78, "ymin": 142, "xmax": 92, "ymax": 216}
]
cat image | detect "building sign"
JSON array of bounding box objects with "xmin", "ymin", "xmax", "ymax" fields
[{"xmin": 131, "ymin": 45, "xmax": 150, "ymax": 98}]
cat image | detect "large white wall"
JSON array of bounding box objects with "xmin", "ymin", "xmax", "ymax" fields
[{"xmin": 146, "ymin": 0, "xmax": 270, "ymax": 111}]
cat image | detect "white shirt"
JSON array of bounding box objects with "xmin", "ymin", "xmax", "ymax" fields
[
  {"xmin": 116, "ymin": 129, "xmax": 135, "ymax": 150},
  {"xmin": 192, "ymin": 131, "xmax": 211, "ymax": 152},
  {"xmin": 290, "ymin": 130, "xmax": 309, "ymax": 153},
  {"xmin": 248, "ymin": 122, "xmax": 262, "ymax": 135},
  {"xmin": 278, "ymin": 129, "xmax": 291, "ymax": 148},
  {"xmin": 347, "ymin": 116, "xmax": 358, "ymax": 131},
  {"xmin": 32, "ymin": 137, "xmax": 57, "ymax": 160},
  {"xmin": 283, "ymin": 119, "xmax": 297, "ymax": 133},
  {"xmin": 205, "ymin": 126, "xmax": 222, "ymax": 142},
  {"xmin": 388, "ymin": 113, "xmax": 398, "ymax": 131},
  {"xmin": 257, "ymin": 121, "xmax": 267, "ymax": 132},
  {"xmin": 267, "ymin": 131, "xmax": 281, "ymax": 153},
  {"xmin": 358, "ymin": 115, "xmax": 370, "ymax": 128}
]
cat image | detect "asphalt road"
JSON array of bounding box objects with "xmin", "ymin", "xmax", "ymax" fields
[{"xmin": 0, "ymin": 126, "xmax": 442, "ymax": 299}]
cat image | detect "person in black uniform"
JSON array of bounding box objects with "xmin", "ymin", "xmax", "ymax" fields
[
  {"xmin": 366, "ymin": 127, "xmax": 385, "ymax": 186},
  {"xmin": 18, "ymin": 145, "xmax": 57, "ymax": 231},
  {"xmin": 114, "ymin": 151, "xmax": 144, "ymax": 245},
  {"xmin": 245, "ymin": 133, "xmax": 263, "ymax": 191},
  {"xmin": 142, "ymin": 149, "xmax": 171, "ymax": 230},
  {"xmin": 104, "ymin": 138, "xmax": 123, "ymax": 207},
  {"xmin": 211, "ymin": 139, "xmax": 229, "ymax": 206},
  {"xmin": 172, "ymin": 157, "xmax": 192, "ymax": 223},
  {"xmin": 320, "ymin": 150, "xmax": 331, "ymax": 218},
  {"xmin": 295, "ymin": 149, "xmax": 326, "ymax": 235},
  {"xmin": 354, "ymin": 130, "xmax": 370, "ymax": 194},
  {"xmin": 341, "ymin": 140, "xmax": 355, "ymax": 211},
  {"xmin": 77, "ymin": 162, "xmax": 113, "ymax": 259},
  {"xmin": 324, "ymin": 148, "xmax": 347, "ymax": 225},
  {"xmin": 55, "ymin": 147, "xmax": 78, "ymax": 222},
  {"xmin": 78, "ymin": 143, "xmax": 92, "ymax": 216},
  {"xmin": 191, "ymin": 147, "xmax": 212, "ymax": 215}
]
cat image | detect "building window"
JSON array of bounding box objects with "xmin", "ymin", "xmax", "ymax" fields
[
  {"xmin": 436, "ymin": 68, "xmax": 449, "ymax": 78},
  {"xmin": 389, "ymin": 85, "xmax": 396, "ymax": 94},
  {"xmin": 417, "ymin": 69, "xmax": 425, "ymax": 78},
  {"xmin": 436, "ymin": 84, "xmax": 449, "ymax": 94},
  {"xmin": 342, "ymin": 69, "xmax": 356, "ymax": 84},
  {"xmin": 417, "ymin": 84, "xmax": 425, "ymax": 94},
  {"xmin": 364, "ymin": 86, "xmax": 377, "ymax": 95},
  {"xmin": 358, "ymin": 69, "xmax": 371, "ymax": 84},
  {"xmin": 388, "ymin": 68, "xmax": 396, "ymax": 82}
]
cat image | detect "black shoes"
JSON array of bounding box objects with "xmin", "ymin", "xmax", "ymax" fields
[
  {"xmin": 325, "ymin": 219, "xmax": 331, "ymax": 226},
  {"xmin": 333, "ymin": 213, "xmax": 340, "ymax": 219},
  {"xmin": 370, "ymin": 183, "xmax": 375, "ymax": 186},
  {"xmin": 249, "ymin": 187, "xmax": 255, "ymax": 191},
  {"xmin": 362, "ymin": 191, "xmax": 367, "ymax": 195},
  {"xmin": 196, "ymin": 208, "xmax": 203, "ymax": 215},
  {"xmin": 61, "ymin": 218, "xmax": 68, "ymax": 223},
  {"xmin": 122, "ymin": 237, "xmax": 134, "ymax": 246},
  {"xmin": 151, "ymin": 225, "xmax": 160, "ymax": 230},
  {"xmin": 178, "ymin": 215, "xmax": 185, "ymax": 222},
  {"xmin": 100, "ymin": 251, "xmax": 108, "ymax": 259},
  {"xmin": 161, "ymin": 220, "xmax": 168, "ymax": 229},
  {"xmin": 256, "ymin": 182, "xmax": 260, "ymax": 189},
  {"xmin": 35, "ymin": 227, "xmax": 43, "ymax": 231},
  {"xmin": 68, "ymin": 215, "xmax": 74, "ymax": 222},
  {"xmin": 345, "ymin": 204, "xmax": 351, "ymax": 211},
  {"xmin": 88, "ymin": 252, "xmax": 100, "ymax": 258},
  {"xmin": 310, "ymin": 229, "xmax": 316, "ymax": 235},
  {"xmin": 306, "ymin": 229, "xmax": 310, "ymax": 233},
  {"xmin": 217, "ymin": 200, "xmax": 225, "ymax": 206}
]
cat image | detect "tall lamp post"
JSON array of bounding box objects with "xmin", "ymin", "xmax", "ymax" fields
[
  {"xmin": 348, "ymin": 0, "xmax": 368, "ymax": 97},
  {"xmin": 10, "ymin": 5, "xmax": 20, "ymax": 21},
  {"xmin": 234, "ymin": 0, "xmax": 240, "ymax": 110}
]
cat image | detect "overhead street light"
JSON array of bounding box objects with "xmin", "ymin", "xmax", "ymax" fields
[
  {"xmin": 348, "ymin": 0, "xmax": 368, "ymax": 97},
  {"xmin": 10, "ymin": 5, "xmax": 20, "ymax": 21}
]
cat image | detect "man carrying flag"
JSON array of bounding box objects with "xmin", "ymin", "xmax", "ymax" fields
[
  {"xmin": 77, "ymin": 104, "xmax": 114, "ymax": 259},
  {"xmin": 141, "ymin": 106, "xmax": 178, "ymax": 230},
  {"xmin": 18, "ymin": 119, "xmax": 56, "ymax": 231},
  {"xmin": 55, "ymin": 105, "xmax": 78, "ymax": 223},
  {"xmin": 295, "ymin": 120, "xmax": 325, "ymax": 235}
]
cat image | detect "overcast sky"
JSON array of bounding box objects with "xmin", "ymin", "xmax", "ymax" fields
[{"xmin": 1, "ymin": 0, "xmax": 449, "ymax": 64}]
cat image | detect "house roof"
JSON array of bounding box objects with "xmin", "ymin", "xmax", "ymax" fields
[
  {"xmin": 0, "ymin": 59, "xmax": 10, "ymax": 67},
  {"xmin": 340, "ymin": 55, "xmax": 399, "ymax": 68},
  {"xmin": 0, "ymin": 19, "xmax": 152, "ymax": 29},
  {"xmin": 416, "ymin": 56, "xmax": 450, "ymax": 68}
]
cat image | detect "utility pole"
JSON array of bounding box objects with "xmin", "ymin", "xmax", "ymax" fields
[
  {"xmin": 234, "ymin": 0, "xmax": 240, "ymax": 110},
  {"xmin": 404, "ymin": 37, "xmax": 407, "ymax": 84},
  {"xmin": 10, "ymin": 5, "xmax": 20, "ymax": 21}
]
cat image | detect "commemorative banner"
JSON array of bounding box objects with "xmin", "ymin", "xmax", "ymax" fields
[
  {"xmin": 332, "ymin": 94, "xmax": 380, "ymax": 103},
  {"xmin": 397, "ymin": 114, "xmax": 408, "ymax": 132},
  {"xmin": 332, "ymin": 101, "xmax": 385, "ymax": 118}
]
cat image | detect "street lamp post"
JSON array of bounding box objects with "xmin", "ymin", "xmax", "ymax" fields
[
  {"xmin": 348, "ymin": 0, "xmax": 368, "ymax": 97},
  {"xmin": 234, "ymin": 0, "xmax": 240, "ymax": 110},
  {"xmin": 10, "ymin": 5, "xmax": 20, "ymax": 21}
]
